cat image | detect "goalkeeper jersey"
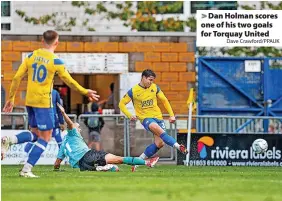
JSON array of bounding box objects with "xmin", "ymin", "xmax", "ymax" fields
[{"xmin": 57, "ymin": 128, "xmax": 90, "ymax": 168}]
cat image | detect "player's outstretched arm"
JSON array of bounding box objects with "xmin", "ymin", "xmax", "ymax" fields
[
  {"xmin": 55, "ymin": 61, "xmax": 100, "ymax": 101},
  {"xmin": 54, "ymin": 139, "xmax": 66, "ymax": 171},
  {"xmin": 55, "ymin": 91, "xmax": 65, "ymax": 130},
  {"xmin": 3, "ymin": 59, "xmax": 28, "ymax": 112},
  {"xmin": 119, "ymin": 93, "xmax": 136, "ymax": 120},
  {"xmin": 157, "ymin": 90, "xmax": 176, "ymax": 123},
  {"xmin": 57, "ymin": 103, "xmax": 75, "ymax": 129}
]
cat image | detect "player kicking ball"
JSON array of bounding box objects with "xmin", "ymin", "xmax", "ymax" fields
[
  {"xmin": 54, "ymin": 103, "xmax": 159, "ymax": 172},
  {"xmin": 119, "ymin": 69, "xmax": 188, "ymax": 172}
]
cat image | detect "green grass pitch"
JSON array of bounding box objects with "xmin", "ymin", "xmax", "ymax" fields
[{"xmin": 2, "ymin": 165, "xmax": 282, "ymax": 201}]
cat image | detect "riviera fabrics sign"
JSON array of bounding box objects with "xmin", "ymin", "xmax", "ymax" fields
[{"xmin": 187, "ymin": 133, "xmax": 282, "ymax": 167}]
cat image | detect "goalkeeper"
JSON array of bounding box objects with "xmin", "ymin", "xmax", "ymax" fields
[{"xmin": 54, "ymin": 103, "xmax": 159, "ymax": 172}]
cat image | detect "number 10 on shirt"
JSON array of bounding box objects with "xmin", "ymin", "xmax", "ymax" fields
[{"xmin": 32, "ymin": 63, "xmax": 47, "ymax": 83}]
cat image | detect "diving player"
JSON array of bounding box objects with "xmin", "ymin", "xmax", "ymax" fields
[{"xmin": 54, "ymin": 103, "xmax": 159, "ymax": 172}]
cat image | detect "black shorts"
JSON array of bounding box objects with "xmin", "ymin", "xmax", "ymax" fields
[
  {"xmin": 78, "ymin": 149, "xmax": 108, "ymax": 171},
  {"xmin": 89, "ymin": 131, "xmax": 101, "ymax": 142}
]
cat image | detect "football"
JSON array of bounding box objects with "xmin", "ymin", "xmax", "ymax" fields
[
  {"xmin": 96, "ymin": 164, "xmax": 119, "ymax": 172},
  {"xmin": 252, "ymin": 139, "xmax": 268, "ymax": 154}
]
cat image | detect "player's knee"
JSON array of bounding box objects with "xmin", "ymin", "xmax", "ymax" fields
[
  {"xmin": 105, "ymin": 153, "xmax": 122, "ymax": 164},
  {"xmin": 41, "ymin": 136, "xmax": 51, "ymax": 142},
  {"xmin": 149, "ymin": 123, "xmax": 159, "ymax": 131},
  {"xmin": 38, "ymin": 130, "xmax": 53, "ymax": 142},
  {"xmin": 155, "ymin": 141, "xmax": 165, "ymax": 148},
  {"xmin": 30, "ymin": 128, "xmax": 39, "ymax": 136}
]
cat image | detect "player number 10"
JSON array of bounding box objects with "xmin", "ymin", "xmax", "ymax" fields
[{"xmin": 32, "ymin": 63, "xmax": 47, "ymax": 82}]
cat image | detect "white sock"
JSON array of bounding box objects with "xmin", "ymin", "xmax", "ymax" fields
[
  {"xmin": 22, "ymin": 163, "xmax": 33, "ymax": 173},
  {"xmin": 139, "ymin": 153, "xmax": 148, "ymax": 160},
  {"xmin": 10, "ymin": 135, "xmax": 18, "ymax": 144},
  {"xmin": 173, "ymin": 143, "xmax": 180, "ymax": 150}
]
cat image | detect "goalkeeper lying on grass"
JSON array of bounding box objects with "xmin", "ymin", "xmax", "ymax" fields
[{"xmin": 54, "ymin": 103, "xmax": 159, "ymax": 172}]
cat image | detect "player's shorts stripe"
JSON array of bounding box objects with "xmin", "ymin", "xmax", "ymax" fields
[{"xmin": 54, "ymin": 59, "xmax": 64, "ymax": 65}]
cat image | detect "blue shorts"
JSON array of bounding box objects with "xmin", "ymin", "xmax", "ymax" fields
[
  {"xmin": 142, "ymin": 118, "xmax": 166, "ymax": 132},
  {"xmin": 26, "ymin": 106, "xmax": 54, "ymax": 131}
]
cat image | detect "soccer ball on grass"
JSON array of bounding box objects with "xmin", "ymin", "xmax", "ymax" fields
[{"xmin": 96, "ymin": 164, "xmax": 119, "ymax": 172}]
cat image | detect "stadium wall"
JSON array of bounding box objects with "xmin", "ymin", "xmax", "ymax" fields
[{"xmin": 1, "ymin": 33, "xmax": 196, "ymax": 115}]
